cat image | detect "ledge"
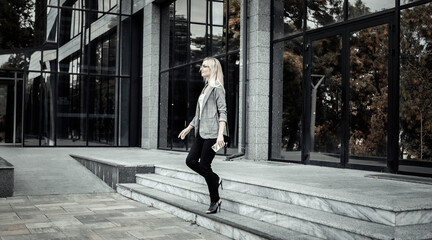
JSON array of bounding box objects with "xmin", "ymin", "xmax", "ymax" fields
[
  {"xmin": 0, "ymin": 157, "xmax": 14, "ymax": 198},
  {"xmin": 70, "ymin": 154, "xmax": 154, "ymax": 190}
]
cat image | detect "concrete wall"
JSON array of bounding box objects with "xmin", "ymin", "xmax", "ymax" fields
[
  {"xmin": 245, "ymin": 0, "xmax": 271, "ymax": 160},
  {"xmin": 141, "ymin": 2, "xmax": 160, "ymax": 149}
]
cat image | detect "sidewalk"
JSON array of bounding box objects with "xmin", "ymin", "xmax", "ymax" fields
[
  {"xmin": 0, "ymin": 192, "xmax": 229, "ymax": 240},
  {"xmin": 0, "ymin": 147, "xmax": 230, "ymax": 240}
]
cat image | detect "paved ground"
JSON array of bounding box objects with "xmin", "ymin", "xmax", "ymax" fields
[
  {"xmin": 0, "ymin": 193, "xmax": 229, "ymax": 240},
  {"xmin": 0, "ymin": 147, "xmax": 231, "ymax": 240}
]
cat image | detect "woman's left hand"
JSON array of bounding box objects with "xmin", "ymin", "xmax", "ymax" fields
[{"xmin": 216, "ymin": 134, "xmax": 225, "ymax": 148}]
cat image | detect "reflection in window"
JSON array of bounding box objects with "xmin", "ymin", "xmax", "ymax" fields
[
  {"xmin": 56, "ymin": 74, "xmax": 86, "ymax": 146},
  {"xmin": 271, "ymin": 37, "xmax": 303, "ymax": 161},
  {"xmin": 0, "ymin": 0, "xmax": 35, "ymax": 49},
  {"xmin": 191, "ymin": 0, "xmax": 206, "ymax": 23},
  {"xmin": 310, "ymin": 36, "xmax": 342, "ymax": 163},
  {"xmin": 170, "ymin": 67, "xmax": 188, "ymax": 150},
  {"xmin": 401, "ymin": 0, "xmax": 422, "ymax": 5},
  {"xmin": 349, "ymin": 24, "xmax": 388, "ymax": 159},
  {"xmin": 0, "ymin": 53, "xmax": 27, "ymax": 70},
  {"xmin": 400, "ymin": 3, "xmax": 432, "ymax": 161},
  {"xmin": 190, "ymin": 24, "xmax": 206, "ymax": 61},
  {"xmin": 273, "ymin": 0, "xmax": 304, "ymax": 39},
  {"xmin": 24, "ymin": 72, "xmax": 55, "ymax": 146},
  {"xmin": 228, "ymin": 0, "xmax": 240, "ymax": 51},
  {"xmin": 307, "ymin": 0, "xmax": 343, "ymax": 30},
  {"xmin": 212, "ymin": 1, "xmax": 224, "ymax": 25},
  {"xmin": 212, "ymin": 26, "xmax": 224, "ymax": 55},
  {"xmin": 93, "ymin": 32, "xmax": 117, "ymax": 74},
  {"xmin": 176, "ymin": 0, "xmax": 188, "ymax": 21},
  {"xmin": 348, "ymin": 0, "xmax": 394, "ymax": 19},
  {"xmin": 98, "ymin": 0, "xmax": 118, "ymax": 16},
  {"xmin": 160, "ymin": 0, "xmax": 240, "ymax": 152},
  {"xmin": 87, "ymin": 77, "xmax": 116, "ymax": 146},
  {"xmin": 70, "ymin": 3, "xmax": 82, "ymax": 39}
]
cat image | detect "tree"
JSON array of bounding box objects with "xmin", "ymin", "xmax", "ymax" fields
[
  {"xmin": 349, "ymin": 23, "xmax": 389, "ymax": 157},
  {"xmin": 0, "ymin": 0, "xmax": 35, "ymax": 49},
  {"xmin": 400, "ymin": 3, "xmax": 432, "ymax": 161}
]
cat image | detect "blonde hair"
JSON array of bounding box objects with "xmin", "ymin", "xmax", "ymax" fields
[{"xmin": 203, "ymin": 57, "xmax": 224, "ymax": 89}]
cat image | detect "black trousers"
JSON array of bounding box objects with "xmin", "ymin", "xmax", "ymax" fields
[{"xmin": 185, "ymin": 134, "xmax": 220, "ymax": 203}]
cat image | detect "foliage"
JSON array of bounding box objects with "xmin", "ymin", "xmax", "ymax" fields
[
  {"xmin": 280, "ymin": 0, "xmax": 432, "ymax": 161},
  {"xmin": 399, "ymin": 3, "xmax": 432, "ymax": 161},
  {"xmin": 282, "ymin": 38, "xmax": 303, "ymax": 151},
  {"xmin": 0, "ymin": 0, "xmax": 35, "ymax": 49},
  {"xmin": 349, "ymin": 24, "xmax": 389, "ymax": 157}
]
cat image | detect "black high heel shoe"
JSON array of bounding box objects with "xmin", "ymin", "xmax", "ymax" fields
[
  {"xmin": 206, "ymin": 200, "xmax": 222, "ymax": 214},
  {"xmin": 218, "ymin": 178, "xmax": 223, "ymax": 190}
]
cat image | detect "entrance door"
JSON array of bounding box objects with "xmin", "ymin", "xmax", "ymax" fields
[
  {"xmin": 304, "ymin": 16, "xmax": 395, "ymax": 169},
  {"xmin": 0, "ymin": 71, "xmax": 23, "ymax": 145}
]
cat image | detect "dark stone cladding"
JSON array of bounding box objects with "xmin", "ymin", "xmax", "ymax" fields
[
  {"xmin": 0, "ymin": 157, "xmax": 14, "ymax": 197},
  {"xmin": 70, "ymin": 154, "xmax": 154, "ymax": 190}
]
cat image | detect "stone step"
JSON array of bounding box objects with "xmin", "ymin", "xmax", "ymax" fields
[
  {"xmin": 153, "ymin": 166, "xmax": 422, "ymax": 227},
  {"xmin": 117, "ymin": 183, "xmax": 320, "ymax": 240},
  {"xmin": 135, "ymin": 173, "xmax": 394, "ymax": 240}
]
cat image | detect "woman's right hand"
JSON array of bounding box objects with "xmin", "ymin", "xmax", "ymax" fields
[{"xmin": 178, "ymin": 125, "xmax": 193, "ymax": 140}]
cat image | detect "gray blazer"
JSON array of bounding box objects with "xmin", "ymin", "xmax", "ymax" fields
[{"xmin": 189, "ymin": 84, "xmax": 228, "ymax": 139}]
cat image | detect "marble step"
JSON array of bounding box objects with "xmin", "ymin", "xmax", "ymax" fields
[
  {"xmin": 153, "ymin": 166, "xmax": 405, "ymax": 226},
  {"xmin": 136, "ymin": 173, "xmax": 394, "ymax": 240},
  {"xmin": 117, "ymin": 183, "xmax": 319, "ymax": 240}
]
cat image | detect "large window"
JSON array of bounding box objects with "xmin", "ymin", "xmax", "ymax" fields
[
  {"xmin": 399, "ymin": 2, "xmax": 432, "ymax": 164},
  {"xmin": 15, "ymin": 0, "xmax": 136, "ymax": 147},
  {"xmin": 272, "ymin": 0, "xmax": 432, "ymax": 175},
  {"xmin": 159, "ymin": 0, "xmax": 240, "ymax": 154}
]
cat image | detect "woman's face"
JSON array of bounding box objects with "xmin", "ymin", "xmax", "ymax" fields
[{"xmin": 200, "ymin": 60, "xmax": 211, "ymax": 78}]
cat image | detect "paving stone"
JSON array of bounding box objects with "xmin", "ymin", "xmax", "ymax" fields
[
  {"xmin": 16, "ymin": 213, "xmax": 49, "ymax": 222},
  {"xmin": 0, "ymin": 224, "xmax": 30, "ymax": 237},
  {"xmin": 62, "ymin": 206, "xmax": 92, "ymax": 214},
  {"xmin": 94, "ymin": 225, "xmax": 150, "ymax": 233},
  {"xmin": 59, "ymin": 229, "xmax": 102, "ymax": 239},
  {"xmin": 95, "ymin": 231, "xmax": 138, "ymax": 240},
  {"xmin": 0, "ymin": 234, "xmax": 32, "ymax": 240},
  {"xmin": 10, "ymin": 205, "xmax": 39, "ymax": 212},
  {"xmin": 0, "ymin": 192, "xmax": 230, "ymax": 240}
]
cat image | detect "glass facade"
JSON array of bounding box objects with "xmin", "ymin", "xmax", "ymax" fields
[
  {"xmin": 399, "ymin": 2, "xmax": 432, "ymax": 165},
  {"xmin": 1, "ymin": 0, "xmax": 430, "ymax": 176},
  {"xmin": 158, "ymin": 0, "xmax": 240, "ymax": 154},
  {"xmin": 272, "ymin": 0, "xmax": 432, "ymax": 175},
  {"xmin": 0, "ymin": 0, "xmax": 140, "ymax": 147}
]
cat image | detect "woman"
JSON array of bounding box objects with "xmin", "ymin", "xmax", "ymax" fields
[{"xmin": 178, "ymin": 57, "xmax": 228, "ymax": 214}]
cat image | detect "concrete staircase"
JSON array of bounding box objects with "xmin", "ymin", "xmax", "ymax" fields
[{"xmin": 116, "ymin": 165, "xmax": 432, "ymax": 240}]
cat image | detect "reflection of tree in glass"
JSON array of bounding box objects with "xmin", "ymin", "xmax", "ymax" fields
[
  {"xmin": 0, "ymin": 0, "xmax": 35, "ymax": 49},
  {"xmin": 307, "ymin": 0, "xmax": 344, "ymax": 28},
  {"xmin": 282, "ymin": 38, "xmax": 302, "ymax": 151},
  {"xmin": 348, "ymin": 0, "xmax": 371, "ymax": 19},
  {"xmin": 173, "ymin": 15, "xmax": 188, "ymax": 64},
  {"xmin": 190, "ymin": 30, "xmax": 206, "ymax": 59},
  {"xmin": 400, "ymin": 3, "xmax": 432, "ymax": 161},
  {"xmin": 228, "ymin": 0, "xmax": 240, "ymax": 50},
  {"xmin": 0, "ymin": 54, "xmax": 26, "ymax": 69},
  {"xmin": 282, "ymin": 0, "xmax": 303, "ymax": 33},
  {"xmin": 312, "ymin": 36, "xmax": 342, "ymax": 153},
  {"xmin": 349, "ymin": 23, "xmax": 388, "ymax": 157}
]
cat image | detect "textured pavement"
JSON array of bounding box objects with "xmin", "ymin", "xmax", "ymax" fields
[
  {"xmin": 0, "ymin": 192, "xmax": 230, "ymax": 240},
  {"xmin": 0, "ymin": 147, "xmax": 231, "ymax": 240}
]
